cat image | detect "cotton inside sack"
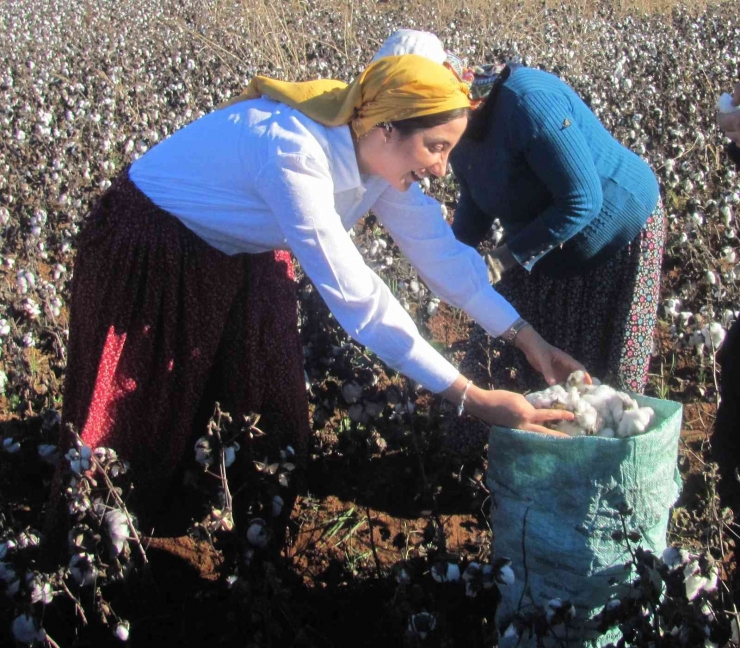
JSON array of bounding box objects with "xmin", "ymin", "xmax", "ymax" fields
[{"xmin": 487, "ymin": 394, "xmax": 682, "ymax": 648}]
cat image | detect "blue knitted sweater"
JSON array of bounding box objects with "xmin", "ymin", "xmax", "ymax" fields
[{"xmin": 450, "ymin": 67, "xmax": 659, "ymax": 277}]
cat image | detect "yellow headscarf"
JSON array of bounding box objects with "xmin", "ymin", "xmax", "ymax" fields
[{"xmin": 221, "ymin": 54, "xmax": 471, "ymax": 138}]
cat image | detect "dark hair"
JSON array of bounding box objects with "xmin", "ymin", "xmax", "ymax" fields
[{"xmin": 386, "ymin": 107, "xmax": 470, "ymax": 138}]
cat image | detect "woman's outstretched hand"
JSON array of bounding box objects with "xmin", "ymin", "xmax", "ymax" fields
[
  {"xmin": 513, "ymin": 325, "xmax": 588, "ymax": 386},
  {"xmin": 442, "ymin": 375, "xmax": 574, "ymax": 436}
]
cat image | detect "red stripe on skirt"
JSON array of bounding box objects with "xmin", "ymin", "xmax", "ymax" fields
[{"xmin": 61, "ymin": 170, "xmax": 309, "ymax": 490}]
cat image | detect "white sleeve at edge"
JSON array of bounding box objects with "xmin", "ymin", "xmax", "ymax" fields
[
  {"xmin": 372, "ymin": 183, "xmax": 520, "ymax": 336},
  {"xmin": 256, "ymin": 154, "xmax": 460, "ymax": 393}
]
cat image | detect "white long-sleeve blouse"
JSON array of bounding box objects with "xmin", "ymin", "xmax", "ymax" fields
[{"xmin": 129, "ymin": 97, "xmax": 519, "ymax": 393}]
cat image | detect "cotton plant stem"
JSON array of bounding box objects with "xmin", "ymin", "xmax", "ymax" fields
[
  {"xmin": 60, "ymin": 579, "xmax": 88, "ymax": 625},
  {"xmin": 45, "ymin": 634, "xmax": 63, "ymax": 648},
  {"xmin": 710, "ymin": 343, "xmax": 720, "ymax": 409},
  {"xmin": 363, "ymin": 504, "xmax": 383, "ymax": 578},
  {"xmin": 91, "ymin": 456, "xmax": 149, "ymax": 565}
]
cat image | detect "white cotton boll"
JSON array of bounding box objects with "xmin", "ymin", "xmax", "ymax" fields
[
  {"xmin": 223, "ymin": 443, "xmax": 239, "ymax": 468},
  {"xmin": 246, "ymin": 519, "xmax": 270, "ymax": 548},
  {"xmin": 271, "ymin": 495, "xmax": 284, "ymax": 517},
  {"xmin": 662, "ymin": 546, "xmax": 690, "ymax": 570},
  {"xmin": 564, "ymin": 386, "xmax": 581, "ymax": 409},
  {"xmin": 348, "ymin": 403, "xmax": 368, "ymax": 423},
  {"xmin": 3, "ymin": 437, "xmax": 21, "ymax": 453},
  {"xmin": 606, "ymin": 598, "xmax": 622, "ymax": 612},
  {"xmin": 705, "ymin": 270, "xmax": 717, "ymax": 285},
  {"xmin": 574, "ymin": 399, "xmax": 599, "ymax": 434},
  {"xmin": 618, "ymin": 392, "xmax": 638, "ymax": 411},
  {"xmin": 27, "ymin": 573, "xmax": 54, "ymax": 604},
  {"xmin": 195, "ymin": 437, "xmax": 213, "ymax": 466},
  {"xmin": 0, "ymin": 541, "xmax": 14, "ymax": 559},
  {"xmin": 617, "ymin": 407, "xmax": 654, "ymax": 438},
  {"xmin": 12, "ymin": 614, "xmax": 46, "ymax": 644},
  {"xmin": 582, "ymin": 385, "xmax": 617, "ymax": 417},
  {"xmin": 114, "ymin": 620, "xmax": 130, "ymax": 642},
  {"xmin": 679, "ymin": 311, "xmax": 693, "ymax": 326},
  {"xmin": 720, "ymin": 204, "xmax": 733, "ymax": 226},
  {"xmin": 69, "ymin": 553, "xmax": 98, "ymax": 586},
  {"xmin": 495, "ymin": 564, "xmax": 516, "ymax": 586},
  {"xmin": 566, "ymin": 370, "xmax": 590, "ymax": 388},
  {"xmin": 0, "ymin": 561, "xmax": 17, "ymax": 584},
  {"xmin": 664, "ymin": 298, "xmax": 681, "ymax": 319},
  {"xmin": 526, "ymin": 393, "xmax": 553, "ymax": 408},
  {"xmin": 104, "ymin": 509, "xmax": 130, "ymax": 557},
  {"xmin": 599, "ymin": 427, "xmax": 615, "ymax": 438},
  {"xmin": 553, "ymin": 419, "xmax": 587, "ymax": 436},
  {"xmin": 683, "ymin": 560, "xmax": 718, "ymax": 601},
  {"xmin": 431, "ymin": 561, "xmax": 460, "ymax": 583},
  {"xmin": 364, "ymin": 400, "xmax": 384, "ymax": 418},
  {"xmin": 17, "ymin": 530, "xmax": 40, "ymax": 549},
  {"xmin": 701, "ymin": 322, "xmax": 726, "ymax": 350},
  {"xmin": 426, "ymin": 298, "xmax": 440, "ymax": 317},
  {"xmin": 722, "ymin": 309, "xmax": 737, "ymax": 329},
  {"xmin": 340, "ymin": 381, "xmax": 363, "ymax": 404},
  {"xmin": 440, "ymin": 204, "xmax": 448, "ymax": 220},
  {"xmin": 503, "ymin": 624, "xmax": 520, "ymax": 640}
]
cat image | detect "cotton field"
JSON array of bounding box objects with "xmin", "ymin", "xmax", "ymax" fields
[{"xmin": 0, "ymin": 0, "xmax": 739, "ymax": 646}]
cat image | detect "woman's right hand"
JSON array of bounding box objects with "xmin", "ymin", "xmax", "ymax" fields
[{"xmin": 442, "ymin": 376, "xmax": 573, "ymax": 436}]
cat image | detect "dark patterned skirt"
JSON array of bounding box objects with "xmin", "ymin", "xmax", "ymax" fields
[
  {"xmin": 460, "ymin": 202, "xmax": 665, "ymax": 395},
  {"xmin": 62, "ymin": 170, "xmax": 310, "ymax": 495}
]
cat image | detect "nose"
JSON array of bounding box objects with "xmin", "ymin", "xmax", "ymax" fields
[{"xmin": 429, "ymin": 151, "xmax": 449, "ymax": 178}]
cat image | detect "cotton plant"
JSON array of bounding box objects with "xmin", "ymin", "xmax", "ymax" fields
[
  {"xmin": 594, "ymin": 544, "xmax": 732, "ymax": 647},
  {"xmin": 525, "ymin": 371, "xmax": 655, "ymax": 437}
]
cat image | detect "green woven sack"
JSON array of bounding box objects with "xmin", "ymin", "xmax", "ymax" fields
[{"xmin": 487, "ymin": 394, "xmax": 683, "ymax": 648}]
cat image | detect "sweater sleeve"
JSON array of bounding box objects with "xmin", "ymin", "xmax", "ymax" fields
[
  {"xmin": 255, "ymin": 153, "xmax": 460, "ymax": 393},
  {"xmin": 372, "ymin": 182, "xmax": 520, "ymax": 338},
  {"xmin": 505, "ymin": 91, "xmax": 604, "ymax": 271}
]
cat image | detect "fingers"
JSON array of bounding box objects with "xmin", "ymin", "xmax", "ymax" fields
[
  {"xmin": 521, "ymin": 423, "xmax": 571, "ymax": 437},
  {"xmin": 531, "ymin": 408, "xmax": 575, "ymax": 423}
]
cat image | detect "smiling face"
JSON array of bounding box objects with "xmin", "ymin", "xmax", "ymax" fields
[{"xmin": 355, "ymin": 115, "xmax": 468, "ymax": 191}]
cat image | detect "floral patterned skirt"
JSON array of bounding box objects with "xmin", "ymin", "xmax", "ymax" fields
[
  {"xmin": 461, "ymin": 202, "xmax": 665, "ymax": 395},
  {"xmin": 61, "ymin": 170, "xmax": 310, "ymax": 494}
]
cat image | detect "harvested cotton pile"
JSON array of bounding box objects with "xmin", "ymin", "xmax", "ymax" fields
[{"xmin": 526, "ymin": 371, "xmax": 655, "ymax": 438}]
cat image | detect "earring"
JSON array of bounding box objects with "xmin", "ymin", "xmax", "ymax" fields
[{"xmin": 382, "ymin": 122, "xmax": 393, "ymax": 142}]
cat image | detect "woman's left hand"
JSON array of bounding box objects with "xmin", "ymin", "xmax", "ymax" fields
[
  {"xmin": 514, "ymin": 325, "xmax": 588, "ymax": 385},
  {"xmin": 485, "ymin": 244, "xmax": 517, "ymax": 284}
]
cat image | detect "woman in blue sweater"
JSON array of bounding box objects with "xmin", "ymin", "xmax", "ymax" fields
[{"xmin": 450, "ymin": 64, "xmax": 663, "ymax": 393}]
